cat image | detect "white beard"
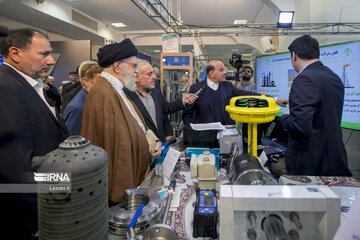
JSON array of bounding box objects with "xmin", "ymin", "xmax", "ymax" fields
[
  {"xmin": 123, "ymin": 73, "xmax": 137, "ymax": 92},
  {"xmin": 121, "ymin": 65, "xmax": 137, "ymax": 91}
]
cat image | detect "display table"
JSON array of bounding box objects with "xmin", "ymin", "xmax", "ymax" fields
[
  {"xmin": 163, "ymin": 158, "xmax": 227, "ymax": 240},
  {"xmin": 163, "ymin": 157, "xmax": 360, "ymax": 240},
  {"xmin": 279, "ymin": 175, "xmax": 360, "ymax": 187}
]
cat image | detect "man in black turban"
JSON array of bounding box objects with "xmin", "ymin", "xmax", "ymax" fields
[
  {"xmin": 81, "ymin": 38, "xmax": 161, "ymax": 203},
  {"xmin": 97, "ymin": 39, "xmax": 138, "ymax": 68}
]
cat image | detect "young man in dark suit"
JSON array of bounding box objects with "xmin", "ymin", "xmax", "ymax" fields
[
  {"xmin": 0, "ymin": 29, "xmax": 69, "ymax": 239},
  {"xmin": 281, "ymin": 35, "xmax": 351, "ymax": 176}
]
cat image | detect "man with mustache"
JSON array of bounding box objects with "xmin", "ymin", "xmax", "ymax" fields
[
  {"xmin": 81, "ymin": 39, "xmax": 161, "ymax": 204},
  {"xmin": 0, "ymin": 28, "xmax": 69, "ymax": 239},
  {"xmin": 124, "ymin": 59, "xmax": 197, "ymax": 142}
]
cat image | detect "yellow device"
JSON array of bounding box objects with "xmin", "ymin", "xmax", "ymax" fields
[{"xmin": 225, "ymin": 94, "xmax": 280, "ymax": 158}]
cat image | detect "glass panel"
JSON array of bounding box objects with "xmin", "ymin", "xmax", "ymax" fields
[{"xmin": 162, "ymin": 69, "xmax": 190, "ymax": 137}]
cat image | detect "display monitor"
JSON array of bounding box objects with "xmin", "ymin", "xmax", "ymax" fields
[
  {"xmin": 256, "ymin": 41, "xmax": 360, "ymax": 130},
  {"xmin": 0, "ymin": 54, "xmax": 3, "ymax": 66},
  {"xmin": 162, "ymin": 55, "xmax": 190, "ymax": 66}
]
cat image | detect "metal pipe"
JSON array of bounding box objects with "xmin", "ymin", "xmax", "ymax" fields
[
  {"xmin": 247, "ymin": 211, "xmax": 257, "ymax": 228},
  {"xmin": 162, "ymin": 193, "xmax": 173, "ymax": 224},
  {"xmin": 289, "ymin": 212, "xmax": 303, "ymax": 230},
  {"xmin": 262, "ymin": 214, "xmax": 289, "ymax": 240}
]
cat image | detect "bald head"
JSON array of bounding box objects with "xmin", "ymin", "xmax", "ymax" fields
[{"xmin": 206, "ymin": 60, "xmax": 226, "ymax": 83}]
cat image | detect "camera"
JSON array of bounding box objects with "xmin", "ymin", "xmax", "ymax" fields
[
  {"xmin": 229, "ymin": 53, "xmax": 250, "ymax": 70},
  {"xmin": 229, "ymin": 53, "xmax": 250, "ymax": 82}
]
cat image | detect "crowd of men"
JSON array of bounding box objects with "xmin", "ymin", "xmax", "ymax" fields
[{"xmin": 0, "ymin": 28, "xmax": 351, "ymax": 239}]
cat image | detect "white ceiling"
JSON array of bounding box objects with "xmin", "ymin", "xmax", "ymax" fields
[
  {"xmin": 56, "ymin": 0, "xmax": 277, "ymax": 31},
  {"xmin": 0, "ymin": 0, "xmax": 280, "ymax": 67},
  {"xmin": 55, "ymin": 0, "xmax": 278, "ymax": 65}
]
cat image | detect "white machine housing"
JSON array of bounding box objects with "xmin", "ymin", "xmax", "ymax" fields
[
  {"xmin": 219, "ymin": 185, "xmax": 340, "ymax": 240},
  {"xmin": 190, "ymin": 152, "xmax": 217, "ymax": 189}
]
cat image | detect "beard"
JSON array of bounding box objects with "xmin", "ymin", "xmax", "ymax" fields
[
  {"xmin": 120, "ymin": 66, "xmax": 137, "ymax": 91},
  {"xmin": 242, "ymin": 75, "xmax": 251, "ymax": 81},
  {"xmin": 123, "ymin": 73, "xmax": 137, "ymax": 91}
]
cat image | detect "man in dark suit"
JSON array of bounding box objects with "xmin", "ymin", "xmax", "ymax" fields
[
  {"xmin": 281, "ymin": 35, "xmax": 351, "ymax": 176},
  {"xmin": 183, "ymin": 60, "xmax": 287, "ymax": 125},
  {"xmin": 124, "ymin": 59, "xmax": 197, "ymax": 142},
  {"xmin": 60, "ymin": 70, "xmax": 81, "ymax": 114},
  {"xmin": 0, "ymin": 29, "xmax": 69, "ymax": 239}
]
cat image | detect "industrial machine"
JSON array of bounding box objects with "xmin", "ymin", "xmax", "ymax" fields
[
  {"xmin": 219, "ymin": 185, "xmax": 340, "ymax": 240},
  {"xmin": 224, "ymin": 95, "xmax": 280, "ymax": 185},
  {"xmin": 33, "ymin": 136, "xmax": 109, "ymax": 240},
  {"xmin": 231, "ymin": 153, "xmax": 278, "ymax": 185},
  {"xmin": 142, "ymin": 180, "xmax": 179, "ymax": 240},
  {"xmin": 108, "ymin": 188, "xmax": 164, "ymax": 239},
  {"xmin": 225, "ymin": 94, "xmax": 280, "ymax": 158}
]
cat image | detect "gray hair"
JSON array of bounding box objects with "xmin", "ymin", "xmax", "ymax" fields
[{"xmin": 136, "ymin": 59, "xmax": 151, "ymax": 75}]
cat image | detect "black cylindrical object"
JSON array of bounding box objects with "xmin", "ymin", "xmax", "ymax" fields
[
  {"xmin": 32, "ymin": 136, "xmax": 108, "ymax": 240},
  {"xmin": 231, "ymin": 153, "xmax": 277, "ymax": 185}
]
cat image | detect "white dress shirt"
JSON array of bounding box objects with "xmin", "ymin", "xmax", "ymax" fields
[{"xmin": 206, "ymin": 78, "xmax": 219, "ymax": 91}]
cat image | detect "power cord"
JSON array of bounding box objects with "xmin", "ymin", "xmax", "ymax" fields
[{"xmin": 344, "ymin": 129, "xmax": 353, "ymax": 146}]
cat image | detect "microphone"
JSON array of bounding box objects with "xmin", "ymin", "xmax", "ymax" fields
[{"xmin": 194, "ymin": 85, "xmax": 207, "ymax": 96}]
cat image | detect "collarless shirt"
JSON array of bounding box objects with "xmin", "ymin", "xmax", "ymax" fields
[
  {"xmin": 100, "ymin": 71, "xmax": 146, "ymax": 133},
  {"xmin": 207, "ymin": 78, "xmax": 219, "ymax": 91},
  {"xmin": 4, "ymin": 62, "xmax": 56, "ymax": 118},
  {"xmin": 135, "ymin": 90, "xmax": 157, "ymax": 128}
]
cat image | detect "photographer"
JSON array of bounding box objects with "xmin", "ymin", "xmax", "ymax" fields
[{"xmin": 235, "ymin": 66, "xmax": 256, "ymax": 92}]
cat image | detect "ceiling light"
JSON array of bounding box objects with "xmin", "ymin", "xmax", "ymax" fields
[
  {"xmin": 231, "ymin": 49, "xmax": 239, "ymax": 52},
  {"xmin": 277, "ymin": 11, "xmax": 294, "ymax": 28},
  {"xmin": 233, "ymin": 20, "xmax": 247, "ymax": 25},
  {"xmin": 111, "ymin": 22, "xmax": 127, "ymax": 28},
  {"xmin": 153, "ymin": 50, "xmax": 161, "ymax": 53}
]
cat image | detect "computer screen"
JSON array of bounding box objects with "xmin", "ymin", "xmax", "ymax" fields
[
  {"xmin": 0, "ymin": 54, "xmax": 3, "ymax": 66},
  {"xmin": 256, "ymin": 41, "xmax": 360, "ymax": 130}
]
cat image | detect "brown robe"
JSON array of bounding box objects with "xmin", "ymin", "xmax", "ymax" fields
[{"xmin": 81, "ymin": 77, "xmax": 149, "ymax": 202}]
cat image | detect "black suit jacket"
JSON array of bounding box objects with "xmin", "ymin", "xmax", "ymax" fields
[
  {"xmin": 61, "ymin": 83, "xmax": 81, "ymax": 114},
  {"xmin": 0, "ymin": 64, "xmax": 69, "ymax": 238},
  {"xmin": 281, "ymin": 61, "xmax": 351, "ymax": 176},
  {"xmin": 183, "ymin": 80, "xmax": 259, "ymax": 125},
  {"xmin": 124, "ymin": 87, "xmax": 185, "ymax": 142}
]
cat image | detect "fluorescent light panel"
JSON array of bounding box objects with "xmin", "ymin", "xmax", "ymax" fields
[
  {"xmin": 233, "ymin": 19, "xmax": 248, "ymax": 25},
  {"xmin": 111, "ymin": 22, "xmax": 127, "ymax": 27}
]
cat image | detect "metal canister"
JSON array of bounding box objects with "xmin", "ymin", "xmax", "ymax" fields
[{"xmin": 32, "ymin": 136, "xmax": 108, "ymax": 240}]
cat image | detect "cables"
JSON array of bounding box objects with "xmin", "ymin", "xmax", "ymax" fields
[{"xmin": 344, "ymin": 129, "xmax": 354, "ymax": 146}]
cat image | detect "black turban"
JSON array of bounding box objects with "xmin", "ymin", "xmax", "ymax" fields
[{"xmin": 97, "ymin": 38, "xmax": 138, "ymax": 68}]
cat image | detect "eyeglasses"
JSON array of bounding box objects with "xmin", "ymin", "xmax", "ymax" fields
[{"xmin": 121, "ymin": 60, "xmax": 137, "ymax": 69}]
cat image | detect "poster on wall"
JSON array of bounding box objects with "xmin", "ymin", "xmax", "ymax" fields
[{"xmin": 256, "ymin": 41, "xmax": 360, "ymax": 130}]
